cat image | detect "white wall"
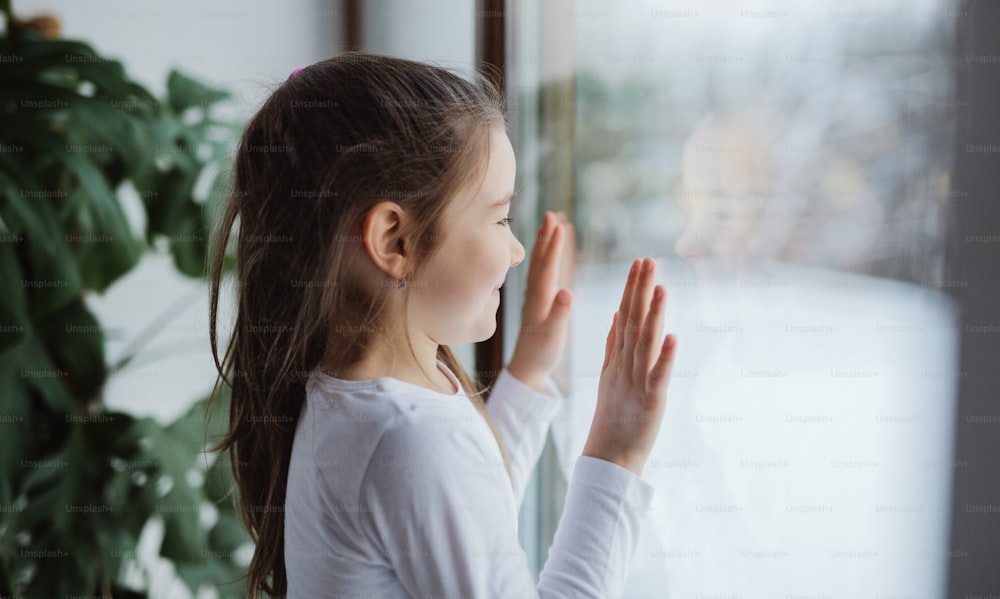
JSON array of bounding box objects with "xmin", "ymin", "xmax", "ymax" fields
[{"xmin": 361, "ymin": 0, "xmax": 476, "ymax": 76}]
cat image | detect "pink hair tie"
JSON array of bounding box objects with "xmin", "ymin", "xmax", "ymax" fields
[{"xmin": 288, "ymin": 67, "xmax": 304, "ymax": 80}]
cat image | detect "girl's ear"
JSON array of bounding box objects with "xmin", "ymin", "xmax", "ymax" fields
[{"xmin": 362, "ymin": 201, "xmax": 409, "ymax": 281}]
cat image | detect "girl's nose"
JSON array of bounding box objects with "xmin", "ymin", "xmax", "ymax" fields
[{"xmin": 510, "ymin": 235, "xmax": 526, "ymax": 267}]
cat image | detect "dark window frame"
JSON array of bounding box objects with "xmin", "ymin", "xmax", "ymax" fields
[{"xmin": 946, "ymin": 0, "xmax": 1000, "ymax": 594}]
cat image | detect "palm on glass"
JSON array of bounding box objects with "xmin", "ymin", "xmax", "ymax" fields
[
  {"xmin": 583, "ymin": 257, "xmax": 677, "ymax": 477},
  {"xmin": 507, "ymin": 211, "xmax": 576, "ymax": 393}
]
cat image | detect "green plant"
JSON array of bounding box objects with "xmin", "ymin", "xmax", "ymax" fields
[{"xmin": 0, "ymin": 7, "xmax": 249, "ymax": 598}]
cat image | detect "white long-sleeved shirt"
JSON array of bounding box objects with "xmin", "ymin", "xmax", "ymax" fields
[{"xmin": 285, "ymin": 359, "xmax": 655, "ymax": 598}]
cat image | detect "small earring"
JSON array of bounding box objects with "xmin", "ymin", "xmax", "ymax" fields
[{"xmin": 397, "ymin": 278, "xmax": 408, "ymax": 289}]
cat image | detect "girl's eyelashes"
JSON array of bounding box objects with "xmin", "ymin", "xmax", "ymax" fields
[{"xmin": 499, "ymin": 217, "xmax": 512, "ymax": 227}]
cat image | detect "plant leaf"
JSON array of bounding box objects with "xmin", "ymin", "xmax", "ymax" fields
[
  {"xmin": 152, "ymin": 428, "xmax": 209, "ymax": 565},
  {"xmin": 170, "ymin": 200, "xmax": 208, "ymax": 277},
  {"xmin": 0, "ymin": 348, "xmax": 31, "ymax": 507},
  {"xmin": 0, "ymin": 241, "xmax": 28, "ymax": 353},
  {"xmin": 166, "ymin": 70, "xmax": 230, "ymax": 114},
  {"xmin": 16, "ymin": 336, "xmax": 75, "ymax": 414},
  {"xmin": 33, "ymin": 298, "xmax": 106, "ymax": 400}
]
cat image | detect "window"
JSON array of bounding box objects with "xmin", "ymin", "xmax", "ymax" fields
[{"xmin": 507, "ymin": 0, "xmax": 960, "ymax": 595}]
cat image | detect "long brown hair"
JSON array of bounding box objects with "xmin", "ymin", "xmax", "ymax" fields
[{"xmin": 208, "ymin": 52, "xmax": 513, "ymax": 598}]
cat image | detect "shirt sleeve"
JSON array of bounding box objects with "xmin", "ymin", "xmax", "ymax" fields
[
  {"xmin": 360, "ymin": 412, "xmax": 655, "ymax": 598},
  {"xmin": 485, "ymin": 367, "xmax": 565, "ymax": 508},
  {"xmin": 538, "ymin": 456, "xmax": 656, "ymax": 596}
]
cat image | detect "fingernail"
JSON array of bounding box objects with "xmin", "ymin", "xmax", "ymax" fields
[{"xmin": 642, "ymin": 259, "xmax": 652, "ymax": 273}]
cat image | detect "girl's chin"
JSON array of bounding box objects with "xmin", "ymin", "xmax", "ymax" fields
[
  {"xmin": 448, "ymin": 315, "xmax": 497, "ymax": 345},
  {"xmin": 473, "ymin": 315, "xmax": 497, "ymax": 343}
]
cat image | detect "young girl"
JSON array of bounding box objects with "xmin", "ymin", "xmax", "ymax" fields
[{"xmin": 209, "ymin": 52, "xmax": 677, "ymax": 598}]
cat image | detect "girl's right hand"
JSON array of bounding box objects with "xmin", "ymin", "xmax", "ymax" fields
[{"xmin": 582, "ymin": 257, "xmax": 677, "ymax": 478}]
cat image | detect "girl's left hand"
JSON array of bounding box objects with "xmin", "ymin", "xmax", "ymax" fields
[{"xmin": 507, "ymin": 211, "xmax": 576, "ymax": 393}]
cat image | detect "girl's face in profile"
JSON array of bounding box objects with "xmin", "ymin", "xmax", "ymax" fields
[{"xmin": 407, "ymin": 127, "xmax": 525, "ymax": 345}]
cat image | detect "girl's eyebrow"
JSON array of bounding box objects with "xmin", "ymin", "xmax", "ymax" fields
[{"xmin": 490, "ymin": 192, "xmax": 514, "ymax": 208}]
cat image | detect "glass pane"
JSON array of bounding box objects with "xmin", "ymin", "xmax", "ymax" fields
[{"xmin": 509, "ymin": 0, "xmax": 960, "ymax": 595}]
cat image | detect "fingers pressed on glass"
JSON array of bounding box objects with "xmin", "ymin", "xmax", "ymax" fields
[
  {"xmin": 544, "ymin": 222, "xmax": 562, "ymax": 269},
  {"xmin": 626, "ymin": 258, "xmax": 655, "ymax": 355},
  {"xmin": 638, "ymin": 285, "xmax": 666, "ymax": 376},
  {"xmin": 603, "ymin": 311, "xmax": 617, "ymax": 372},
  {"xmin": 616, "ymin": 260, "xmax": 639, "ymax": 351},
  {"xmin": 526, "ymin": 215, "xmax": 553, "ymax": 286},
  {"xmin": 534, "ymin": 216, "xmax": 558, "ymax": 272},
  {"xmin": 649, "ymin": 334, "xmax": 677, "ymax": 396},
  {"xmin": 535, "ymin": 211, "xmax": 552, "ymax": 242},
  {"xmin": 537, "ymin": 221, "xmax": 562, "ymax": 294}
]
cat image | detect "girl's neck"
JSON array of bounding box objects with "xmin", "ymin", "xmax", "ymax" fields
[{"xmin": 321, "ymin": 343, "xmax": 457, "ymax": 395}]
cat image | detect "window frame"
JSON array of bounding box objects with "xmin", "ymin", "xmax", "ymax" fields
[{"xmin": 945, "ymin": 0, "xmax": 1000, "ymax": 593}]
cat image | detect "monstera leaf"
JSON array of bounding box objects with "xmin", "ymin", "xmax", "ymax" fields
[{"xmin": 0, "ymin": 9, "xmax": 243, "ymax": 599}]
